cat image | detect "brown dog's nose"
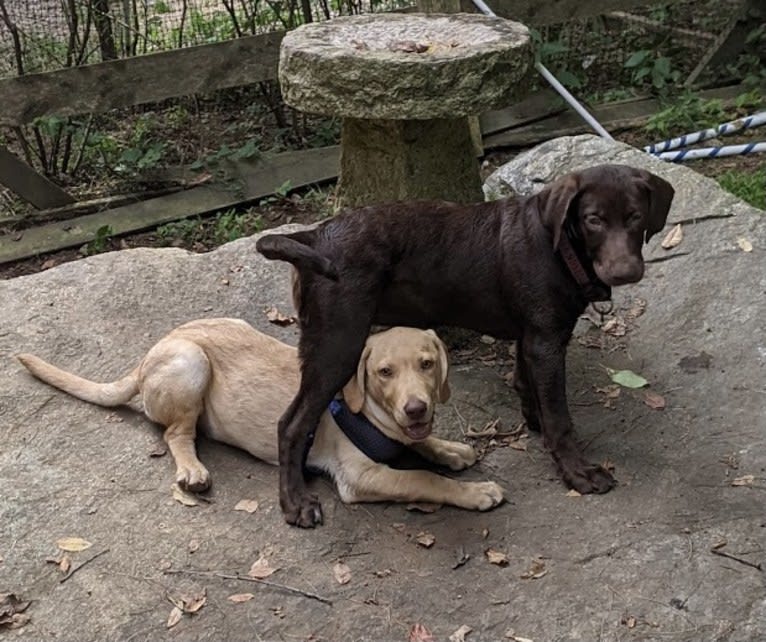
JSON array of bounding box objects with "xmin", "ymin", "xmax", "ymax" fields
[{"xmin": 404, "ymin": 399, "xmax": 427, "ymax": 421}]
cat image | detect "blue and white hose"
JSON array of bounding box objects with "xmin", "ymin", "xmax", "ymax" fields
[
  {"xmin": 651, "ymin": 141, "xmax": 766, "ymax": 162},
  {"xmin": 645, "ymin": 111, "xmax": 766, "ymax": 154}
]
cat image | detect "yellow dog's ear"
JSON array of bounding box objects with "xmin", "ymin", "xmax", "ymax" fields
[
  {"xmin": 425, "ymin": 329, "xmax": 451, "ymax": 403},
  {"xmin": 342, "ymin": 344, "xmax": 371, "ymax": 413}
]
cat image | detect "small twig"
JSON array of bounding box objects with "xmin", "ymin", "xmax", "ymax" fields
[
  {"xmin": 60, "ymin": 548, "xmax": 110, "ymax": 583},
  {"xmin": 710, "ymin": 547, "xmax": 763, "ymax": 571},
  {"xmin": 164, "ymin": 569, "xmax": 333, "ymax": 604}
]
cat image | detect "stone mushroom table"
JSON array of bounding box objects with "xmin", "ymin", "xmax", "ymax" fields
[{"xmin": 279, "ymin": 13, "xmax": 533, "ymax": 206}]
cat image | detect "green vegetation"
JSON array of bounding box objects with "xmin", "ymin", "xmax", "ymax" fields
[
  {"xmin": 155, "ymin": 209, "xmax": 263, "ymax": 247},
  {"xmin": 644, "ymin": 93, "xmax": 726, "ymax": 139},
  {"xmin": 718, "ymin": 169, "xmax": 766, "ymax": 210}
]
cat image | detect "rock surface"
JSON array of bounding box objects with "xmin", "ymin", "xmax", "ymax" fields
[
  {"xmin": 279, "ymin": 13, "xmax": 532, "ymax": 119},
  {"xmin": 1, "ymin": 137, "xmax": 765, "ymax": 640}
]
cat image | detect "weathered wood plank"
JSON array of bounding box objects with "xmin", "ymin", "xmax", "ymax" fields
[
  {"xmin": 483, "ymin": 84, "xmax": 750, "ymax": 149},
  {"xmin": 0, "ymin": 146, "xmax": 75, "ymax": 209},
  {"xmin": 0, "ymin": 31, "xmax": 284, "ymax": 127},
  {"xmin": 489, "ymin": 0, "xmax": 687, "ymax": 25},
  {"xmin": 0, "ymin": 146, "xmax": 338, "ymax": 264},
  {"xmin": 479, "ymin": 89, "xmax": 563, "ymax": 136}
]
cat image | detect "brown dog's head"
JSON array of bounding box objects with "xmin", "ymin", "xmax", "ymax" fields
[
  {"xmin": 536, "ymin": 164, "xmax": 675, "ymax": 286},
  {"xmin": 342, "ymin": 327, "xmax": 450, "ymax": 443}
]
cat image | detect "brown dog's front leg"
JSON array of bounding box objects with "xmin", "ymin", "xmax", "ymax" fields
[
  {"xmin": 521, "ymin": 333, "xmax": 615, "ymax": 494},
  {"xmin": 277, "ymin": 398, "xmax": 324, "ymax": 528}
]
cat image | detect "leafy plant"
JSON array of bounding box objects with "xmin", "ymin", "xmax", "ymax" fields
[
  {"xmin": 645, "ymin": 93, "xmax": 726, "ymax": 139},
  {"xmin": 212, "ymin": 209, "xmax": 262, "ymax": 244},
  {"xmin": 718, "ymin": 169, "xmax": 766, "ymax": 210},
  {"xmin": 84, "ymin": 225, "xmax": 114, "ymax": 255},
  {"xmin": 624, "ymin": 49, "xmax": 679, "ymax": 92}
]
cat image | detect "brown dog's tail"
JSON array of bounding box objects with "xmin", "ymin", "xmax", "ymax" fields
[
  {"xmin": 16, "ymin": 353, "xmax": 140, "ymax": 407},
  {"xmin": 256, "ymin": 233, "xmax": 339, "ymax": 280}
]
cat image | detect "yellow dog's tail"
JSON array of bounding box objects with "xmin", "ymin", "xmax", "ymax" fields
[{"xmin": 16, "ymin": 353, "xmax": 139, "ymax": 407}]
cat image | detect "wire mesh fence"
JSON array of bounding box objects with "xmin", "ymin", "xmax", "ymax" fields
[{"xmin": 0, "ymin": 0, "xmax": 411, "ymax": 77}]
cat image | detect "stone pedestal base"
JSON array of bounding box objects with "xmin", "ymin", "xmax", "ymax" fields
[{"xmin": 337, "ymin": 116, "xmax": 482, "ymax": 207}]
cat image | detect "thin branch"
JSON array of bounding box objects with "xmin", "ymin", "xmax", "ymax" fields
[
  {"xmin": 710, "ymin": 547, "xmax": 763, "ymax": 571},
  {"xmin": 60, "ymin": 548, "xmax": 111, "ymax": 584},
  {"xmin": 164, "ymin": 569, "xmax": 333, "ymax": 604},
  {"xmin": 71, "ymin": 114, "xmax": 94, "ymax": 176}
]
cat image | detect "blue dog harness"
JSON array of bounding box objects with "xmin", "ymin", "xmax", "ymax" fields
[{"xmin": 301, "ymin": 398, "xmax": 435, "ymax": 477}]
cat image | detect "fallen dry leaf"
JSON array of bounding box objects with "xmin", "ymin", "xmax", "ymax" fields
[
  {"xmin": 504, "ymin": 631, "xmax": 533, "ymax": 642},
  {"xmin": 449, "ymin": 624, "xmax": 473, "ymax": 642},
  {"xmin": 59, "ymin": 554, "xmax": 71, "ymax": 574},
  {"xmin": 485, "ymin": 548, "xmax": 509, "ymax": 566},
  {"xmin": 227, "ymin": 593, "xmax": 255, "ymax": 603},
  {"xmin": 249, "ymin": 555, "xmax": 278, "ymax": 579},
  {"xmin": 416, "ymin": 532, "xmax": 436, "ymax": 548},
  {"xmin": 0, "ymin": 593, "xmax": 31, "ymax": 630},
  {"xmin": 171, "ymin": 483, "xmax": 199, "ymax": 507},
  {"xmin": 731, "ymin": 474, "xmax": 755, "ymax": 487},
  {"xmin": 56, "ymin": 537, "xmax": 92, "ymax": 552},
  {"xmin": 188, "ymin": 539, "xmax": 200, "ymax": 554},
  {"xmin": 520, "ymin": 558, "xmax": 547, "ymax": 580},
  {"xmin": 265, "ymin": 306, "xmax": 296, "ymax": 326},
  {"xmin": 234, "ymin": 499, "xmax": 259, "ymax": 514},
  {"xmin": 566, "ymin": 489, "xmax": 582, "ymax": 497},
  {"xmin": 406, "ymin": 502, "xmax": 442, "ymax": 513},
  {"xmin": 602, "ymin": 317, "xmax": 627, "ymax": 337},
  {"xmin": 183, "ymin": 590, "xmax": 207, "ymax": 614},
  {"xmin": 148, "ymin": 444, "xmax": 167, "ymax": 458},
  {"xmin": 737, "ymin": 237, "xmax": 753, "ymax": 253},
  {"xmin": 166, "ymin": 606, "xmax": 183, "ymax": 629},
  {"xmin": 482, "ymin": 528, "xmax": 490, "ymax": 539},
  {"xmin": 626, "ymin": 615, "xmax": 637, "ymax": 629},
  {"xmin": 643, "ymin": 390, "xmax": 666, "ymax": 410},
  {"xmin": 509, "ymin": 441, "xmax": 527, "ymax": 451},
  {"xmin": 333, "ymin": 561, "xmax": 352, "ymax": 585},
  {"xmin": 601, "ymin": 460, "xmax": 616, "ymax": 473},
  {"xmin": 409, "ymin": 622, "xmax": 435, "ymax": 642},
  {"xmin": 391, "ymin": 522, "xmax": 406, "ymax": 533},
  {"xmin": 661, "ymin": 223, "xmax": 683, "ymax": 249},
  {"xmin": 711, "ymin": 538, "xmax": 728, "ymax": 550},
  {"xmin": 595, "ymin": 385, "xmax": 621, "ymax": 400},
  {"xmin": 374, "ymin": 568, "xmax": 393, "ymax": 578},
  {"xmin": 625, "ymin": 297, "xmax": 647, "ymax": 321}
]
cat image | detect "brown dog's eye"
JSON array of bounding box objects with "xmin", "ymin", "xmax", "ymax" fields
[
  {"xmin": 584, "ymin": 214, "xmax": 603, "ymax": 228},
  {"xmin": 421, "ymin": 359, "xmax": 434, "ymax": 370},
  {"xmin": 628, "ymin": 211, "xmax": 643, "ymax": 224},
  {"xmin": 379, "ymin": 366, "xmax": 393, "ymax": 378}
]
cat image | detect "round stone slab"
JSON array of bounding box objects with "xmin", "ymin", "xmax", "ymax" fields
[{"xmin": 279, "ymin": 13, "xmax": 533, "ymax": 120}]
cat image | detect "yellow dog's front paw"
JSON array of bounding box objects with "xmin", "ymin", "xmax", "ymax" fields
[
  {"xmin": 438, "ymin": 441, "xmax": 477, "ymax": 471},
  {"xmin": 461, "ymin": 481, "xmax": 505, "ymax": 511},
  {"xmin": 176, "ymin": 463, "xmax": 211, "ymax": 492}
]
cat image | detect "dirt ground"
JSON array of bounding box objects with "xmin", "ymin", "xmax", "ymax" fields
[{"xmin": 2, "ymin": 139, "xmax": 765, "ymax": 641}]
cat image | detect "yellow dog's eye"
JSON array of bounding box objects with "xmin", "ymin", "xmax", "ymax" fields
[
  {"xmin": 379, "ymin": 366, "xmax": 393, "ymax": 378},
  {"xmin": 421, "ymin": 359, "xmax": 434, "ymax": 370}
]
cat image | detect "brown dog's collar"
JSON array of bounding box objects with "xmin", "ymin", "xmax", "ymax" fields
[{"xmin": 557, "ymin": 231, "xmax": 611, "ymax": 303}]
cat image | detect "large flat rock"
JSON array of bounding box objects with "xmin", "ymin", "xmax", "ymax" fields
[{"xmin": 1, "ymin": 137, "xmax": 764, "ymax": 640}]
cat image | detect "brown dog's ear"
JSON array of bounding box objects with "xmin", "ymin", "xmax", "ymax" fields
[
  {"xmin": 425, "ymin": 329, "xmax": 451, "ymax": 403},
  {"xmin": 342, "ymin": 344, "xmax": 371, "ymax": 413},
  {"xmin": 635, "ymin": 169, "xmax": 675, "ymax": 243},
  {"xmin": 536, "ymin": 173, "xmax": 581, "ymax": 250}
]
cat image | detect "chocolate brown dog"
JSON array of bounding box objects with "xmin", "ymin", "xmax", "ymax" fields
[{"xmin": 258, "ymin": 164, "xmax": 675, "ymax": 527}]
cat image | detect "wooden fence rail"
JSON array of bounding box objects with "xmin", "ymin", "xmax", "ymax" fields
[{"xmin": 0, "ymin": 0, "xmax": 689, "ymax": 127}]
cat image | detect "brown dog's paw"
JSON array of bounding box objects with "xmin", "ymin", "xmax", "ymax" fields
[
  {"xmin": 176, "ymin": 463, "xmax": 211, "ymax": 493},
  {"xmin": 461, "ymin": 481, "xmax": 506, "ymax": 511},
  {"xmin": 283, "ymin": 494, "xmax": 324, "ymax": 528},
  {"xmin": 564, "ymin": 463, "xmax": 616, "ymax": 494}
]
